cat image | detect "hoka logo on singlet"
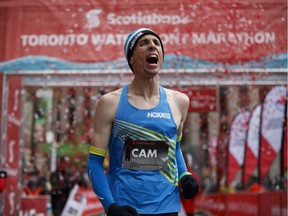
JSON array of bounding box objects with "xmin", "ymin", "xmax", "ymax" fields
[{"xmin": 147, "ymin": 112, "xmax": 171, "ymax": 119}]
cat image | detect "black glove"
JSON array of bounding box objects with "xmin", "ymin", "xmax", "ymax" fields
[
  {"xmin": 180, "ymin": 174, "xmax": 199, "ymax": 199},
  {"xmin": 107, "ymin": 203, "xmax": 139, "ymax": 216}
]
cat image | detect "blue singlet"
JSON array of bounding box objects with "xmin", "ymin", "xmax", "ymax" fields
[{"xmin": 107, "ymin": 85, "xmax": 181, "ymax": 214}]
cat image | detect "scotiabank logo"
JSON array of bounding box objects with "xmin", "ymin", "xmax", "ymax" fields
[
  {"xmin": 85, "ymin": 9, "xmax": 191, "ymax": 29},
  {"xmin": 85, "ymin": 9, "xmax": 102, "ymax": 29}
]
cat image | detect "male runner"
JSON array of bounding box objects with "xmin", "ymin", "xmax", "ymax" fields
[{"xmin": 87, "ymin": 28, "xmax": 199, "ymax": 216}]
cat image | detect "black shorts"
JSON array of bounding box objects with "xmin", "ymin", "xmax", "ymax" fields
[{"xmin": 140, "ymin": 213, "xmax": 178, "ymax": 216}]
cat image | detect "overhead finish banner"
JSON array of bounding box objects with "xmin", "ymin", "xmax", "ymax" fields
[{"xmin": 0, "ymin": 0, "xmax": 287, "ymax": 71}]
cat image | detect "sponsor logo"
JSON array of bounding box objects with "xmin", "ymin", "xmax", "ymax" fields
[
  {"xmin": 147, "ymin": 112, "xmax": 171, "ymax": 119},
  {"xmin": 85, "ymin": 9, "xmax": 102, "ymax": 29},
  {"xmin": 129, "ymin": 32, "xmax": 143, "ymax": 50},
  {"xmin": 85, "ymin": 10, "xmax": 191, "ymax": 29},
  {"xmin": 107, "ymin": 12, "xmax": 191, "ymax": 26}
]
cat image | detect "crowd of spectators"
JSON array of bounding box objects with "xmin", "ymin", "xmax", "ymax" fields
[{"xmin": 21, "ymin": 156, "xmax": 89, "ymax": 216}]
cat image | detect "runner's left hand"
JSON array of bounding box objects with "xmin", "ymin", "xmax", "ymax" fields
[{"xmin": 180, "ymin": 174, "xmax": 199, "ymax": 199}]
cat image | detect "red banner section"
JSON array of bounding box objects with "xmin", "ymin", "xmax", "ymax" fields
[
  {"xmin": 62, "ymin": 185, "xmax": 104, "ymax": 216},
  {"xmin": 0, "ymin": 0, "xmax": 286, "ymax": 64},
  {"xmin": 226, "ymin": 193, "xmax": 258, "ymax": 216},
  {"xmin": 259, "ymin": 192, "xmax": 283, "ymax": 216},
  {"xmin": 195, "ymin": 191, "xmax": 287, "ymax": 216},
  {"xmin": 194, "ymin": 193, "xmax": 226, "ymax": 216},
  {"xmin": 19, "ymin": 191, "xmax": 287, "ymax": 216},
  {"xmin": 20, "ymin": 196, "xmax": 48, "ymax": 215},
  {"xmin": 19, "ymin": 187, "xmax": 104, "ymax": 216},
  {"xmin": 81, "ymin": 187, "xmax": 104, "ymax": 216},
  {"xmin": 184, "ymin": 88, "xmax": 217, "ymax": 112},
  {"xmin": 4, "ymin": 76, "xmax": 22, "ymax": 216}
]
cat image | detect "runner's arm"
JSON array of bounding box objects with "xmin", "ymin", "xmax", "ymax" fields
[
  {"xmin": 87, "ymin": 94, "xmax": 115, "ymax": 211},
  {"xmin": 175, "ymin": 97, "xmax": 200, "ymax": 199},
  {"xmin": 175, "ymin": 92, "xmax": 191, "ymax": 179},
  {"xmin": 176, "ymin": 135, "xmax": 190, "ymax": 179}
]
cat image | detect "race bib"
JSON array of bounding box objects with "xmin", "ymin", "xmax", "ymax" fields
[{"xmin": 122, "ymin": 139, "xmax": 169, "ymax": 171}]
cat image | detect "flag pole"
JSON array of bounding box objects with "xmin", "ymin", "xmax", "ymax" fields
[
  {"xmin": 257, "ymin": 103, "xmax": 264, "ymax": 185},
  {"xmin": 280, "ymin": 93, "xmax": 287, "ymax": 185},
  {"xmin": 242, "ymin": 110, "xmax": 252, "ymax": 189}
]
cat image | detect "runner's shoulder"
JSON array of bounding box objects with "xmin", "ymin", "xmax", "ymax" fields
[
  {"xmin": 164, "ymin": 87, "xmax": 189, "ymax": 105},
  {"xmin": 97, "ymin": 88, "xmax": 122, "ymax": 108}
]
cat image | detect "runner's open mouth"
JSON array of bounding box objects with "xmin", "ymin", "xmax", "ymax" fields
[{"xmin": 146, "ymin": 54, "xmax": 158, "ymax": 64}]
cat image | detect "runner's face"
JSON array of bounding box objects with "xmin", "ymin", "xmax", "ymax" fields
[{"xmin": 130, "ymin": 34, "xmax": 163, "ymax": 77}]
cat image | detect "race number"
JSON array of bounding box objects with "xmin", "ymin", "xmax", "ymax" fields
[{"xmin": 122, "ymin": 139, "xmax": 169, "ymax": 171}]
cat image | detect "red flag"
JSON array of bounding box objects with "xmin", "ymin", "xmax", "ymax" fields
[
  {"xmin": 4, "ymin": 76, "xmax": 22, "ymax": 216},
  {"xmin": 243, "ymin": 105, "xmax": 261, "ymax": 186},
  {"xmin": 227, "ymin": 110, "xmax": 250, "ymax": 186},
  {"xmin": 260, "ymin": 86, "xmax": 287, "ymax": 182}
]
